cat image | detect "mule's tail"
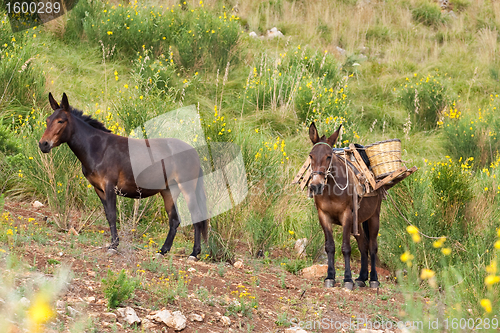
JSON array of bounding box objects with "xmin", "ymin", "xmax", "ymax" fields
[{"xmin": 197, "ymin": 167, "xmax": 209, "ymax": 243}]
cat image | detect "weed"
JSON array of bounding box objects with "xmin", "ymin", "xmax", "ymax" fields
[{"xmin": 101, "ymin": 269, "xmax": 137, "ymax": 309}]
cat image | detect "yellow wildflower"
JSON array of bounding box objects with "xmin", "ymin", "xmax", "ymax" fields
[
  {"xmin": 480, "ymin": 299, "xmax": 492, "ymax": 313},
  {"xmin": 420, "ymin": 269, "xmax": 435, "ymax": 280}
]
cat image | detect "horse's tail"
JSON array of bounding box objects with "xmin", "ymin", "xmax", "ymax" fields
[{"xmin": 197, "ymin": 167, "xmax": 209, "ymax": 243}]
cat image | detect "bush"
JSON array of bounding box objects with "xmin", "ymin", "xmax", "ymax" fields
[
  {"xmin": 102, "ymin": 269, "xmax": 137, "ymax": 309},
  {"xmin": 398, "ymin": 73, "xmax": 448, "ymax": 130},
  {"xmin": 411, "ymin": 1, "xmax": 446, "ymax": 27}
]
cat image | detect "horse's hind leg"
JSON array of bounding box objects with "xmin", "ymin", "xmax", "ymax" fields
[
  {"xmin": 367, "ymin": 214, "xmax": 380, "ymax": 288},
  {"xmin": 340, "ymin": 211, "xmax": 354, "ymax": 289},
  {"xmin": 158, "ymin": 189, "xmax": 181, "ymax": 255},
  {"xmin": 354, "ymin": 221, "xmax": 369, "ymax": 287}
]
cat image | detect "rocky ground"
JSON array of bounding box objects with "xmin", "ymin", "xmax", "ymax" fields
[{"xmin": 2, "ymin": 201, "xmax": 407, "ymax": 332}]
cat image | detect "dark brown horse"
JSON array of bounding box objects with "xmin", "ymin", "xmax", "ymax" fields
[
  {"xmin": 308, "ymin": 122, "xmax": 381, "ymax": 289},
  {"xmin": 39, "ymin": 93, "xmax": 208, "ymax": 259}
]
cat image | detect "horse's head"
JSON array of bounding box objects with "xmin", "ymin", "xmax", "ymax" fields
[
  {"xmin": 308, "ymin": 122, "xmax": 342, "ymax": 196},
  {"xmin": 39, "ymin": 93, "xmax": 73, "ymax": 153}
]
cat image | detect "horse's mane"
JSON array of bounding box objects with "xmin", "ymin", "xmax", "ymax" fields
[{"xmin": 70, "ymin": 108, "xmax": 111, "ymax": 133}]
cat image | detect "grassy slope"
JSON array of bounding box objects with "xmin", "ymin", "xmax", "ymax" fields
[{"xmin": 0, "ymin": 0, "xmax": 500, "ymax": 324}]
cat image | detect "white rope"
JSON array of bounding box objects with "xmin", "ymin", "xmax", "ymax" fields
[{"xmin": 330, "ymin": 150, "xmax": 349, "ymax": 191}]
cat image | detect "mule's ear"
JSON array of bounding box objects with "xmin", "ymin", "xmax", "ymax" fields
[
  {"xmin": 309, "ymin": 122, "xmax": 320, "ymax": 144},
  {"xmin": 326, "ymin": 124, "xmax": 342, "ymax": 146},
  {"xmin": 61, "ymin": 93, "xmax": 69, "ymax": 111},
  {"xmin": 48, "ymin": 92, "xmax": 60, "ymax": 111}
]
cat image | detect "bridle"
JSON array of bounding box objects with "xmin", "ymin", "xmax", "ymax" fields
[{"xmin": 310, "ymin": 141, "xmax": 349, "ymax": 191}]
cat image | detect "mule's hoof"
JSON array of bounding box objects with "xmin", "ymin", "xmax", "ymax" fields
[
  {"xmin": 187, "ymin": 255, "xmax": 198, "ymax": 262},
  {"xmin": 355, "ymin": 280, "xmax": 366, "ymax": 288},
  {"xmin": 155, "ymin": 252, "xmax": 164, "ymax": 260},
  {"xmin": 324, "ymin": 279, "xmax": 335, "ymax": 288},
  {"xmin": 344, "ymin": 281, "xmax": 354, "ymax": 290},
  {"xmin": 369, "ymin": 281, "xmax": 380, "ymax": 289},
  {"xmin": 106, "ymin": 248, "xmax": 118, "ymax": 256}
]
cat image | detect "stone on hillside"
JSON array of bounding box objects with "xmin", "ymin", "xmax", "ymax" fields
[
  {"xmin": 220, "ymin": 315, "xmax": 231, "ymax": 326},
  {"xmin": 233, "ymin": 260, "xmax": 244, "ymax": 269},
  {"xmin": 117, "ymin": 307, "xmax": 141, "ymax": 325},
  {"xmin": 151, "ymin": 309, "xmax": 186, "ymax": 331},
  {"xmin": 188, "ymin": 313, "xmax": 203, "ymax": 322},
  {"xmin": 32, "ymin": 201, "xmax": 44, "ymax": 208},
  {"xmin": 301, "ymin": 265, "xmax": 328, "ymax": 279}
]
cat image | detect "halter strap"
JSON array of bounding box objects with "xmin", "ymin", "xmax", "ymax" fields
[{"xmin": 313, "ymin": 141, "xmax": 332, "ymax": 149}]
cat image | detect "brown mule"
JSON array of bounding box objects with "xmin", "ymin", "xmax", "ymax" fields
[
  {"xmin": 308, "ymin": 122, "xmax": 381, "ymax": 289},
  {"xmin": 39, "ymin": 93, "xmax": 209, "ymax": 259}
]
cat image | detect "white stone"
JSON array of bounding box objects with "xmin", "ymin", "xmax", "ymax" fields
[
  {"xmin": 233, "ymin": 260, "xmax": 243, "ymax": 269},
  {"xmin": 85, "ymin": 296, "xmax": 96, "ymax": 303},
  {"xmin": 117, "ymin": 307, "xmax": 141, "ymax": 325},
  {"xmin": 152, "ymin": 309, "xmax": 186, "ymax": 331},
  {"xmin": 32, "ymin": 201, "xmax": 44, "ymax": 208},
  {"xmin": 220, "ymin": 315, "xmax": 231, "ymax": 326},
  {"xmin": 142, "ymin": 318, "xmax": 157, "ymax": 329},
  {"xmin": 19, "ymin": 297, "xmax": 30, "ymax": 307},
  {"xmin": 187, "ymin": 267, "xmax": 196, "ymax": 273},
  {"xmin": 188, "ymin": 313, "xmax": 203, "ymax": 322},
  {"xmin": 266, "ymin": 27, "xmax": 284, "ymax": 38},
  {"xmin": 249, "ymin": 31, "xmax": 258, "ymax": 38}
]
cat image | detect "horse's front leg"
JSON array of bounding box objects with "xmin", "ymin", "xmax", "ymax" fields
[
  {"xmin": 340, "ymin": 211, "xmax": 354, "ymax": 290},
  {"xmin": 354, "ymin": 221, "xmax": 369, "ymax": 287},
  {"xmin": 95, "ymin": 186, "xmax": 119, "ymax": 251},
  {"xmin": 318, "ymin": 210, "xmax": 336, "ymax": 287},
  {"xmin": 158, "ymin": 189, "xmax": 181, "ymax": 256}
]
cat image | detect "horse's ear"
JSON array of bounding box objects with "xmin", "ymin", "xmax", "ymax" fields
[
  {"xmin": 61, "ymin": 93, "xmax": 69, "ymax": 111},
  {"xmin": 309, "ymin": 122, "xmax": 320, "ymax": 144},
  {"xmin": 48, "ymin": 92, "xmax": 60, "ymax": 111},
  {"xmin": 327, "ymin": 124, "xmax": 342, "ymax": 146}
]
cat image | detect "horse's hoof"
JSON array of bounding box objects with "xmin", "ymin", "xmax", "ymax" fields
[
  {"xmin": 344, "ymin": 281, "xmax": 354, "ymax": 290},
  {"xmin": 355, "ymin": 280, "xmax": 367, "ymax": 288},
  {"xmin": 106, "ymin": 248, "xmax": 118, "ymax": 256},
  {"xmin": 155, "ymin": 252, "xmax": 164, "ymax": 260},
  {"xmin": 324, "ymin": 279, "xmax": 335, "ymax": 288},
  {"xmin": 187, "ymin": 255, "xmax": 198, "ymax": 262},
  {"xmin": 369, "ymin": 281, "xmax": 380, "ymax": 289}
]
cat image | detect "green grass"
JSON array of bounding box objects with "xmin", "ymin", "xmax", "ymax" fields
[{"xmin": 0, "ymin": 0, "xmax": 500, "ymax": 326}]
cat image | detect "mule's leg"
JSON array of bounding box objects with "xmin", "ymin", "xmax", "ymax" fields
[
  {"xmin": 95, "ymin": 186, "xmax": 119, "ymax": 251},
  {"xmin": 354, "ymin": 221, "xmax": 369, "ymax": 287},
  {"xmin": 318, "ymin": 210, "xmax": 336, "ymax": 287},
  {"xmin": 158, "ymin": 189, "xmax": 181, "ymax": 255},
  {"xmin": 340, "ymin": 211, "xmax": 354, "ymax": 289},
  {"xmin": 367, "ymin": 215, "xmax": 380, "ymax": 288},
  {"xmin": 178, "ymin": 178, "xmax": 207, "ymax": 260}
]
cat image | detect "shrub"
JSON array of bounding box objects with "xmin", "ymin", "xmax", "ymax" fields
[
  {"xmin": 102, "ymin": 269, "xmax": 137, "ymax": 309},
  {"xmin": 398, "ymin": 73, "xmax": 448, "ymax": 130},
  {"xmin": 411, "ymin": 1, "xmax": 446, "ymax": 27}
]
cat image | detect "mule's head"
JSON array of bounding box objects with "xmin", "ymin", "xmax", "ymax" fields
[
  {"xmin": 308, "ymin": 122, "xmax": 341, "ymax": 196},
  {"xmin": 39, "ymin": 93, "xmax": 72, "ymax": 153}
]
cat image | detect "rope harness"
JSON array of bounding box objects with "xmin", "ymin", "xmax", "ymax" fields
[{"xmin": 311, "ymin": 141, "xmax": 349, "ymax": 191}]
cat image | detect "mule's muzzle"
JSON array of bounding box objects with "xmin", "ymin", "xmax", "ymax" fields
[
  {"xmin": 309, "ymin": 183, "xmax": 324, "ymax": 196},
  {"xmin": 39, "ymin": 140, "xmax": 52, "ymax": 153}
]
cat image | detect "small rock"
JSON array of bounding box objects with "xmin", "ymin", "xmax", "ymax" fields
[
  {"xmin": 233, "ymin": 261, "xmax": 243, "ymax": 269},
  {"xmin": 142, "ymin": 318, "xmax": 157, "ymax": 329},
  {"xmin": 102, "ymin": 312, "xmax": 117, "ymax": 320},
  {"xmin": 301, "ymin": 265, "xmax": 328, "ymax": 279},
  {"xmin": 85, "ymin": 296, "xmax": 96, "ymax": 304},
  {"xmin": 19, "ymin": 297, "xmax": 30, "ymax": 307},
  {"xmin": 96, "ymin": 299, "xmax": 105, "ymax": 305},
  {"xmin": 32, "ymin": 201, "xmax": 44, "ymax": 208},
  {"xmin": 187, "ymin": 267, "xmax": 196, "ymax": 273},
  {"xmin": 249, "ymin": 31, "xmax": 258, "ymax": 38},
  {"xmin": 152, "ymin": 309, "xmax": 186, "ymax": 331},
  {"xmin": 294, "ymin": 238, "xmax": 307, "ymax": 258},
  {"xmin": 266, "ymin": 27, "xmax": 283, "ymax": 39},
  {"xmin": 336, "ymin": 46, "xmax": 346, "ymax": 56},
  {"xmin": 87, "ymin": 271, "xmax": 96, "ymax": 277},
  {"xmin": 67, "ymin": 306, "xmax": 80, "ymax": 318},
  {"xmin": 102, "ymin": 321, "xmax": 112, "ymax": 328},
  {"xmin": 220, "ymin": 315, "xmax": 231, "ymax": 326},
  {"xmin": 188, "ymin": 313, "xmax": 203, "ymax": 322},
  {"xmin": 56, "ymin": 300, "xmax": 65, "ymax": 309},
  {"xmin": 117, "ymin": 307, "xmax": 141, "ymax": 325}
]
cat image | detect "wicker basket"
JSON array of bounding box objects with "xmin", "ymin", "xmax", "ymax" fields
[{"xmin": 365, "ymin": 139, "xmax": 402, "ymax": 179}]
